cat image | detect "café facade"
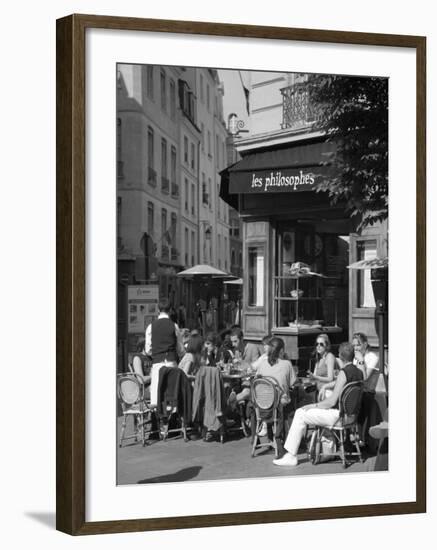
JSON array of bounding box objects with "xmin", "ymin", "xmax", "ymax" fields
[{"xmin": 220, "ymin": 127, "xmax": 387, "ymax": 371}]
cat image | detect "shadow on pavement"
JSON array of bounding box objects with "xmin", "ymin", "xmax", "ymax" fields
[{"xmin": 137, "ymin": 466, "xmax": 202, "ymax": 484}]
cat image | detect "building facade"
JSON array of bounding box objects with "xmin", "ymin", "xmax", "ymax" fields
[
  {"xmin": 117, "ymin": 64, "xmax": 237, "ymax": 360},
  {"xmin": 220, "ymin": 71, "xmax": 388, "ymax": 370}
]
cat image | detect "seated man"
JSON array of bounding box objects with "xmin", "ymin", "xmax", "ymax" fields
[
  {"xmin": 229, "ymin": 327, "xmax": 261, "ymax": 365},
  {"xmin": 273, "ymin": 342, "xmax": 363, "ymax": 467}
]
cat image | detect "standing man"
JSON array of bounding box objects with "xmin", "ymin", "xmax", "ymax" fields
[{"xmin": 145, "ymin": 298, "xmax": 179, "ymax": 408}]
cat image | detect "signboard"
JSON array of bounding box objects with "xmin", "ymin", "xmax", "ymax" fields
[
  {"xmin": 127, "ymin": 285, "xmax": 159, "ymax": 334},
  {"xmin": 228, "ymin": 166, "xmax": 334, "ymax": 194}
]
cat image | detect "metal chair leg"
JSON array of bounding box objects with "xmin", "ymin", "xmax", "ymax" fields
[
  {"xmin": 119, "ymin": 414, "xmax": 127, "ymax": 447},
  {"xmin": 339, "ymin": 429, "xmax": 347, "ymax": 468}
]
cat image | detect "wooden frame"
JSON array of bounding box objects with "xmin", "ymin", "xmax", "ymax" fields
[{"xmin": 56, "ymin": 13, "xmax": 426, "ymax": 535}]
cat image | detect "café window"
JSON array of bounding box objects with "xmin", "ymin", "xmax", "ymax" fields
[
  {"xmin": 356, "ymin": 239, "xmax": 377, "ymax": 308},
  {"xmin": 248, "ymin": 245, "xmax": 264, "ymax": 307},
  {"xmin": 274, "ymin": 223, "xmax": 346, "ymax": 328}
]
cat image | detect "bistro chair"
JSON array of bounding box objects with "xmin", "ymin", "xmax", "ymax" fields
[
  {"xmin": 117, "ymin": 373, "xmax": 159, "ymax": 447},
  {"xmin": 250, "ymin": 376, "xmax": 282, "ymax": 459},
  {"xmin": 308, "ymin": 380, "xmax": 364, "ymax": 468},
  {"xmin": 157, "ymin": 367, "xmax": 192, "ymax": 442}
]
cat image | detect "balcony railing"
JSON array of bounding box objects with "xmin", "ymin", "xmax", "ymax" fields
[
  {"xmin": 280, "ymin": 83, "xmax": 317, "ymax": 130},
  {"xmin": 171, "ymin": 182, "xmax": 179, "ymax": 198},
  {"xmin": 161, "ymin": 177, "xmax": 170, "ymax": 194},
  {"xmin": 148, "ymin": 167, "xmax": 157, "ymax": 187}
]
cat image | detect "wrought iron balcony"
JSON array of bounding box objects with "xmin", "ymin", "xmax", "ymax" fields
[
  {"xmin": 148, "ymin": 167, "xmax": 157, "ymax": 187},
  {"xmin": 161, "ymin": 176, "xmax": 170, "ymax": 194},
  {"xmin": 280, "ymin": 83, "xmax": 317, "ymax": 130}
]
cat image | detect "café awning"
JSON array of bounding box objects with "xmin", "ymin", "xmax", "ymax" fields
[{"xmin": 220, "ymin": 139, "xmax": 335, "ymax": 207}]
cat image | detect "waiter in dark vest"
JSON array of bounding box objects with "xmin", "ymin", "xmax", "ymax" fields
[{"xmin": 145, "ymin": 297, "xmax": 179, "ymax": 408}]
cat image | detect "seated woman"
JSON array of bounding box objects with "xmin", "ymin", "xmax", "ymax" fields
[
  {"xmin": 306, "ymin": 333, "xmax": 336, "ymax": 400},
  {"xmin": 201, "ymin": 332, "xmax": 220, "ymax": 366},
  {"xmin": 178, "ymin": 335, "xmax": 203, "ymax": 380},
  {"xmin": 352, "ymin": 332, "xmax": 380, "ymax": 448},
  {"xmin": 131, "ymin": 339, "xmax": 152, "ymax": 397},
  {"xmin": 250, "ymin": 337, "xmax": 297, "ymax": 438}
]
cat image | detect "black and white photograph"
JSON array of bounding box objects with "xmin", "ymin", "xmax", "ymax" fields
[{"xmin": 116, "ymin": 64, "xmax": 389, "ymax": 485}]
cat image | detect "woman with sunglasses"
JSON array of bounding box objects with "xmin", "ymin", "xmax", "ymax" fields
[{"xmin": 307, "ymin": 333, "xmax": 336, "ymax": 395}]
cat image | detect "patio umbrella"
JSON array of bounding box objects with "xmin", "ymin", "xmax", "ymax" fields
[
  {"xmin": 347, "ymin": 257, "xmax": 388, "ymax": 270},
  {"xmin": 176, "ymin": 264, "xmax": 232, "ymax": 278},
  {"xmin": 223, "ymin": 278, "xmax": 243, "ymax": 285}
]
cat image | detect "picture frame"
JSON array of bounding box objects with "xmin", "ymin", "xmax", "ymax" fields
[{"xmin": 56, "ymin": 13, "xmax": 426, "ymax": 535}]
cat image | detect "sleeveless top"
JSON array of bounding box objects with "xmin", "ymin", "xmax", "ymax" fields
[{"xmin": 132, "ymin": 354, "xmax": 152, "ymax": 377}]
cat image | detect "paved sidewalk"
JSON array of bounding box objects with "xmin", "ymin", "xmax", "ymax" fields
[{"xmin": 117, "ymin": 417, "xmax": 384, "ymax": 485}]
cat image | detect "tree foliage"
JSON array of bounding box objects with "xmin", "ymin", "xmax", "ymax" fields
[{"xmin": 307, "ymin": 74, "xmax": 388, "ymax": 228}]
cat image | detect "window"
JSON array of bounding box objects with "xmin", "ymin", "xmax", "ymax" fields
[
  {"xmin": 356, "ymin": 239, "xmax": 377, "ymax": 308},
  {"xmin": 147, "ymin": 201, "xmax": 154, "ymax": 237},
  {"xmin": 161, "ymin": 138, "xmax": 167, "ymax": 178},
  {"xmin": 222, "ymin": 141, "xmax": 226, "ymax": 170},
  {"xmin": 171, "ymin": 212, "xmax": 177, "ymax": 244},
  {"xmin": 200, "ymin": 123, "xmax": 205, "ymax": 152},
  {"xmin": 231, "ymin": 248, "xmax": 235, "ymax": 267},
  {"xmin": 185, "ymin": 228, "xmax": 189, "ymax": 266},
  {"xmin": 184, "ymin": 136, "xmax": 188, "ymax": 164},
  {"xmin": 191, "ymin": 183, "xmax": 195, "ymax": 216},
  {"xmin": 160, "ymin": 69, "xmax": 167, "ymax": 111},
  {"xmin": 161, "ymin": 208, "xmax": 167, "ymax": 238},
  {"xmin": 218, "ymin": 235, "xmax": 222, "ymax": 268},
  {"xmin": 191, "ymin": 142, "xmax": 195, "ymax": 170},
  {"xmin": 185, "ymin": 179, "xmax": 189, "ymax": 212},
  {"xmin": 148, "ymin": 126, "xmax": 154, "ymax": 168},
  {"xmin": 191, "ymin": 230, "xmax": 195, "ymax": 265},
  {"xmin": 215, "ymin": 134, "xmax": 219, "ymax": 167},
  {"xmin": 248, "ymin": 246, "xmax": 265, "ymax": 307},
  {"xmin": 147, "ymin": 126, "xmax": 156, "ymax": 186},
  {"xmin": 206, "ymin": 83, "xmax": 210, "ymax": 111},
  {"xmin": 208, "ymin": 177, "xmax": 212, "ymax": 209},
  {"xmin": 207, "ymin": 131, "xmax": 211, "ymax": 157},
  {"xmin": 169, "ymin": 79, "xmax": 176, "ymax": 120},
  {"xmin": 224, "ymin": 236, "xmax": 228, "ymax": 270},
  {"xmin": 200, "ymin": 73, "xmax": 204, "ymax": 103},
  {"xmin": 147, "ymin": 66, "xmax": 154, "ymax": 99},
  {"xmin": 161, "ymin": 139, "xmax": 168, "ymax": 193},
  {"xmin": 202, "ymin": 173, "xmax": 208, "ymax": 205},
  {"xmin": 171, "ymin": 146, "xmax": 177, "ymax": 193}
]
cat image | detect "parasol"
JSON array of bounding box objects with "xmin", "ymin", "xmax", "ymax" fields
[
  {"xmin": 347, "ymin": 257, "xmax": 388, "ymax": 270},
  {"xmin": 176, "ymin": 264, "xmax": 232, "ymax": 278}
]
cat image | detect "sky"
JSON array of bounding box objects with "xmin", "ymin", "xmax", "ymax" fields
[{"xmin": 218, "ymin": 69, "xmax": 250, "ymax": 134}]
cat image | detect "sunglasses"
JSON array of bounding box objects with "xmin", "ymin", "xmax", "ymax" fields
[{"xmin": 316, "ymin": 342, "xmax": 326, "ymax": 347}]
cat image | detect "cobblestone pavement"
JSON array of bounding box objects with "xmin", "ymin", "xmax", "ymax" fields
[{"xmin": 117, "ymin": 416, "xmax": 384, "ymax": 485}]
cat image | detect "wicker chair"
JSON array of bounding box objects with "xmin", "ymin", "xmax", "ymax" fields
[
  {"xmin": 308, "ymin": 380, "xmax": 364, "ymax": 468},
  {"xmin": 250, "ymin": 376, "xmax": 282, "ymax": 458},
  {"xmin": 117, "ymin": 373, "xmax": 159, "ymax": 447}
]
